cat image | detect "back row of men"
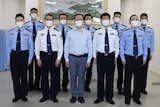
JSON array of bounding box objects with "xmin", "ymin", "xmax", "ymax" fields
[{"xmin": 7, "ymin": 8, "xmax": 154, "ymax": 105}]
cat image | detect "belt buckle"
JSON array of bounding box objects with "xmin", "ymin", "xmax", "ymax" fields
[
  {"xmin": 104, "ymin": 53, "xmax": 108, "ymax": 56},
  {"xmin": 135, "ymin": 56, "xmax": 138, "ymax": 59}
]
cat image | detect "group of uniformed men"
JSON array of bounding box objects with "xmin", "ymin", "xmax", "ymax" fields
[{"xmin": 7, "ymin": 8, "xmax": 154, "ymax": 105}]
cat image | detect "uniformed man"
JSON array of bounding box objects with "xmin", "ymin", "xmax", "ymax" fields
[
  {"xmin": 83, "ymin": 13, "xmax": 96, "ymax": 92},
  {"xmin": 7, "ymin": 13, "xmax": 34, "ymax": 102},
  {"xmin": 110, "ymin": 11, "xmax": 127, "ymax": 95},
  {"xmin": 139, "ymin": 13, "xmax": 154, "ymax": 95},
  {"xmin": 120, "ymin": 15, "xmax": 147, "ymax": 105},
  {"xmin": 35, "ymin": 13, "xmax": 63, "ymax": 103},
  {"xmin": 93, "ymin": 13, "xmax": 119, "ymax": 105},
  {"xmin": 64, "ymin": 14, "xmax": 92, "ymax": 103},
  {"xmin": 24, "ymin": 8, "xmax": 44, "ymax": 91},
  {"xmin": 55, "ymin": 13, "xmax": 72, "ymax": 92}
]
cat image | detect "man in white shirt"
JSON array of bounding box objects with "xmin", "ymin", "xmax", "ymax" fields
[
  {"xmin": 93, "ymin": 13, "xmax": 119, "ymax": 105},
  {"xmin": 35, "ymin": 13, "xmax": 63, "ymax": 103}
]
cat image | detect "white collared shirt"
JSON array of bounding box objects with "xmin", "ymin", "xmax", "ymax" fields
[
  {"xmin": 35, "ymin": 26, "xmax": 63, "ymax": 60},
  {"xmin": 93, "ymin": 26, "xmax": 119, "ymax": 58}
]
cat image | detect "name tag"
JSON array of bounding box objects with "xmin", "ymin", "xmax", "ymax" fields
[
  {"xmin": 52, "ymin": 34, "xmax": 56, "ymax": 36},
  {"xmin": 27, "ymin": 26, "xmax": 31, "ymax": 28},
  {"xmin": 120, "ymin": 29, "xmax": 124, "ymax": 31},
  {"xmin": 127, "ymin": 35, "xmax": 131, "ymax": 37},
  {"xmin": 11, "ymin": 33, "xmax": 14, "ymax": 35},
  {"xmin": 139, "ymin": 35, "xmax": 143, "ymax": 37},
  {"xmin": 23, "ymin": 34, "xmax": 28, "ymax": 36},
  {"xmin": 98, "ymin": 33, "xmax": 103, "ymax": 35},
  {"xmin": 147, "ymin": 31, "xmax": 151, "ymax": 33},
  {"xmin": 40, "ymin": 34, "xmax": 45, "ymax": 36},
  {"xmin": 110, "ymin": 33, "xmax": 114, "ymax": 35}
]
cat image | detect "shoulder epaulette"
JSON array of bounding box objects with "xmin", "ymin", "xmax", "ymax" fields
[
  {"xmin": 148, "ymin": 26, "xmax": 153, "ymax": 30},
  {"xmin": 97, "ymin": 27, "xmax": 101, "ymax": 30},
  {"xmin": 68, "ymin": 26, "xmax": 72, "ymax": 29},
  {"xmin": 38, "ymin": 21, "xmax": 43, "ymax": 23},
  {"xmin": 25, "ymin": 21, "xmax": 30, "ymax": 24},
  {"xmin": 55, "ymin": 25, "xmax": 59, "ymax": 28},
  {"xmin": 92, "ymin": 26, "xmax": 97, "ymax": 30},
  {"xmin": 54, "ymin": 28, "xmax": 59, "ymax": 31},
  {"xmin": 9, "ymin": 28, "xmax": 15, "ymax": 31},
  {"xmin": 121, "ymin": 24, "xmax": 127, "ymax": 27}
]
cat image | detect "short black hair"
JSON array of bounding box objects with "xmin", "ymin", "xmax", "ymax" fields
[
  {"xmin": 100, "ymin": 13, "xmax": 110, "ymax": 19},
  {"xmin": 30, "ymin": 8, "xmax": 38, "ymax": 12},
  {"xmin": 129, "ymin": 15, "xmax": 138, "ymax": 21},
  {"xmin": 84, "ymin": 14, "xmax": 93, "ymax": 19},
  {"xmin": 59, "ymin": 13, "xmax": 68, "ymax": 18},
  {"xmin": 44, "ymin": 13, "xmax": 54, "ymax": 19},
  {"xmin": 114, "ymin": 11, "xmax": 121, "ymax": 16},
  {"xmin": 15, "ymin": 13, "xmax": 24, "ymax": 19},
  {"xmin": 74, "ymin": 14, "xmax": 84, "ymax": 19},
  {"xmin": 140, "ymin": 13, "xmax": 148, "ymax": 18}
]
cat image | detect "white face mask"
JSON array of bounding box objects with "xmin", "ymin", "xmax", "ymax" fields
[
  {"xmin": 45, "ymin": 20, "xmax": 53, "ymax": 27},
  {"xmin": 114, "ymin": 17, "xmax": 120, "ymax": 23},
  {"xmin": 85, "ymin": 20, "xmax": 92, "ymax": 25},
  {"xmin": 131, "ymin": 20, "xmax": 139, "ymax": 27},
  {"xmin": 141, "ymin": 19, "xmax": 147, "ymax": 25},
  {"xmin": 16, "ymin": 21, "xmax": 24, "ymax": 28},
  {"xmin": 60, "ymin": 19, "xmax": 66, "ymax": 25},
  {"xmin": 102, "ymin": 20, "xmax": 110, "ymax": 26},
  {"xmin": 31, "ymin": 13, "xmax": 37, "ymax": 19},
  {"xmin": 75, "ymin": 20, "xmax": 83, "ymax": 27}
]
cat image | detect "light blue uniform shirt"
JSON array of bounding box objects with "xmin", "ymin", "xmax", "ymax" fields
[
  {"xmin": 139, "ymin": 26, "xmax": 154, "ymax": 55},
  {"xmin": 120, "ymin": 28, "xmax": 147, "ymax": 61},
  {"xmin": 54, "ymin": 25, "xmax": 72, "ymax": 38},
  {"xmin": 83, "ymin": 25, "xmax": 97, "ymax": 37},
  {"xmin": 64, "ymin": 28, "xmax": 92, "ymax": 62},
  {"xmin": 24, "ymin": 21, "xmax": 44, "ymax": 39},
  {"xmin": 7, "ymin": 27, "xmax": 34, "ymax": 61},
  {"xmin": 110, "ymin": 24, "xmax": 127, "ymax": 39}
]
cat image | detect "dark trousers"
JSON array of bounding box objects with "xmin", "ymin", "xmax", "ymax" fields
[
  {"xmin": 57, "ymin": 55, "xmax": 69, "ymax": 90},
  {"xmin": 117, "ymin": 55, "xmax": 124, "ymax": 91},
  {"xmin": 40, "ymin": 52, "xmax": 59, "ymax": 99},
  {"xmin": 10, "ymin": 51, "xmax": 29, "ymax": 98},
  {"xmin": 27, "ymin": 55, "xmax": 41, "ymax": 88},
  {"xmin": 141, "ymin": 48, "xmax": 150, "ymax": 91},
  {"xmin": 96, "ymin": 52, "xmax": 115, "ymax": 100},
  {"xmin": 85, "ymin": 58, "xmax": 93, "ymax": 88},
  {"xmin": 124, "ymin": 55, "xmax": 143, "ymax": 101}
]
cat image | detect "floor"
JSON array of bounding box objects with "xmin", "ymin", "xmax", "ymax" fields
[{"xmin": 0, "ymin": 70, "xmax": 160, "ymax": 107}]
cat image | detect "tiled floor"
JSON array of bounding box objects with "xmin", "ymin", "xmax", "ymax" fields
[{"xmin": 0, "ymin": 70, "xmax": 160, "ymax": 107}]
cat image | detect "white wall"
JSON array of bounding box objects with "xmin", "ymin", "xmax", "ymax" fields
[
  {"xmin": 121, "ymin": 0, "xmax": 160, "ymax": 75},
  {"xmin": 0, "ymin": 0, "xmax": 25, "ymax": 29}
]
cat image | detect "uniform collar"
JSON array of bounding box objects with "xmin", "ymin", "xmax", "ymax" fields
[
  {"xmin": 130, "ymin": 27, "xmax": 139, "ymax": 32},
  {"xmin": 101, "ymin": 26, "xmax": 111, "ymax": 30},
  {"xmin": 44, "ymin": 26, "xmax": 54, "ymax": 30},
  {"xmin": 15, "ymin": 27, "xmax": 25, "ymax": 31},
  {"xmin": 74, "ymin": 28, "xmax": 85, "ymax": 32}
]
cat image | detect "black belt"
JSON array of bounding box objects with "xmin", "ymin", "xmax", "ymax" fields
[
  {"xmin": 12, "ymin": 50, "xmax": 28, "ymax": 53},
  {"xmin": 69, "ymin": 54, "xmax": 88, "ymax": 57},
  {"xmin": 125, "ymin": 54, "xmax": 143, "ymax": 59},
  {"xmin": 97, "ymin": 52, "xmax": 114, "ymax": 56},
  {"xmin": 40, "ymin": 51, "xmax": 58, "ymax": 55}
]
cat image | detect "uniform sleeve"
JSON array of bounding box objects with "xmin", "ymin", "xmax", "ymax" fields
[
  {"xmin": 120, "ymin": 32, "xmax": 126, "ymax": 61},
  {"xmin": 35, "ymin": 31, "xmax": 41, "ymax": 59},
  {"xmin": 150, "ymin": 30, "xmax": 154, "ymax": 56},
  {"xmin": 57, "ymin": 32, "xmax": 63, "ymax": 60},
  {"xmin": 143, "ymin": 34, "xmax": 148, "ymax": 60},
  {"xmin": 64, "ymin": 31, "xmax": 70, "ymax": 62},
  {"xmin": 7, "ymin": 32, "xmax": 12, "ymax": 61},
  {"xmin": 93, "ymin": 31, "xmax": 97, "ymax": 58},
  {"xmin": 28, "ymin": 32, "xmax": 34, "ymax": 61},
  {"xmin": 87, "ymin": 32, "xmax": 92, "ymax": 62},
  {"xmin": 115, "ymin": 31, "xmax": 119, "ymax": 58}
]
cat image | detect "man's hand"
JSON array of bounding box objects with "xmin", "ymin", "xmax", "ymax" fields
[
  {"xmin": 86, "ymin": 62, "xmax": 91, "ymax": 68},
  {"xmin": 65, "ymin": 62, "xmax": 70, "ymax": 68},
  {"xmin": 37, "ymin": 59, "xmax": 42, "ymax": 67},
  {"xmin": 55, "ymin": 60, "xmax": 61, "ymax": 67}
]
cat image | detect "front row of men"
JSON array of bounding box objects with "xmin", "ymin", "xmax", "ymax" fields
[{"xmin": 7, "ymin": 10, "xmax": 154, "ymax": 105}]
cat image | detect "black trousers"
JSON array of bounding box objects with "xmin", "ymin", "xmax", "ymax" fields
[
  {"xmin": 117, "ymin": 55, "xmax": 124, "ymax": 91},
  {"xmin": 40, "ymin": 52, "xmax": 59, "ymax": 98},
  {"xmin": 124, "ymin": 55, "xmax": 143, "ymax": 101},
  {"xmin": 96, "ymin": 52, "xmax": 115, "ymax": 100},
  {"xmin": 10, "ymin": 50, "xmax": 29, "ymax": 98},
  {"xmin": 141, "ymin": 48, "xmax": 150, "ymax": 91},
  {"xmin": 57, "ymin": 54, "xmax": 69, "ymax": 90},
  {"xmin": 27, "ymin": 54, "xmax": 41, "ymax": 88},
  {"xmin": 85, "ymin": 58, "xmax": 93, "ymax": 89}
]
